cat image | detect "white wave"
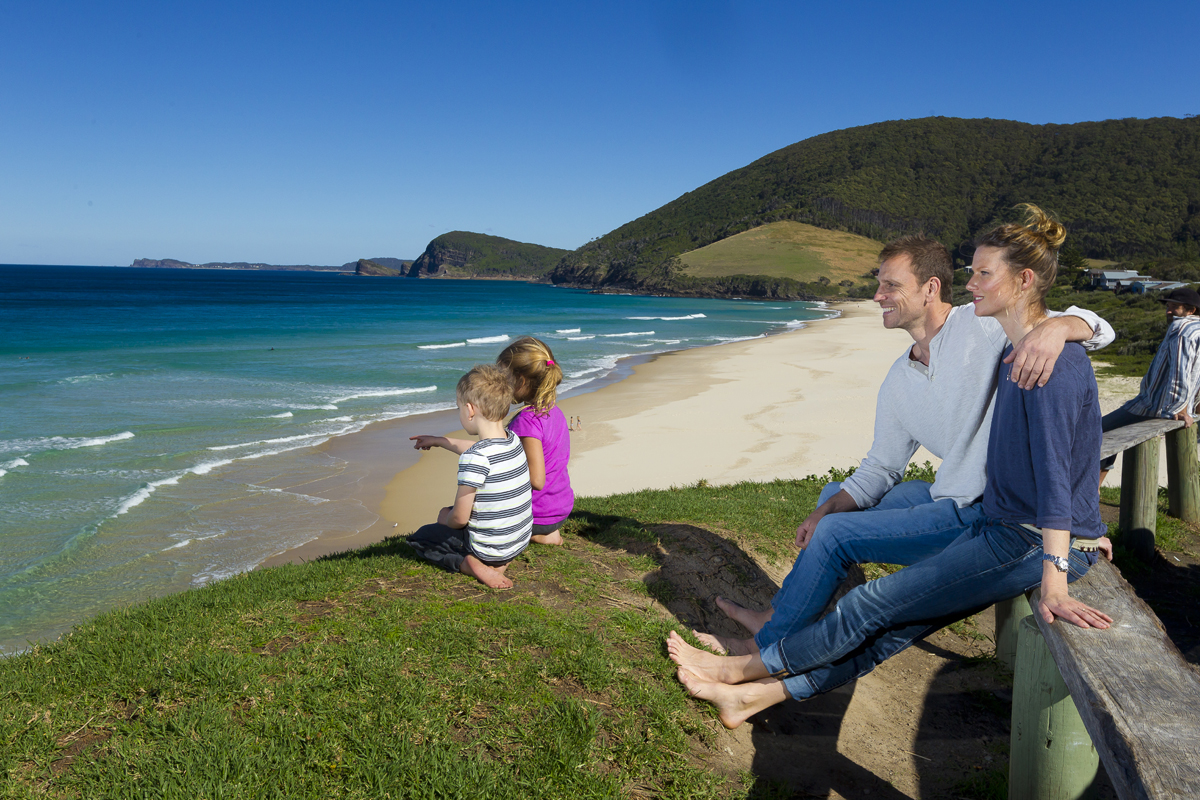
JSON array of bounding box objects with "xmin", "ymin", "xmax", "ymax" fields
[
  {"xmin": 191, "ymin": 459, "xmax": 234, "ymax": 476},
  {"xmin": 326, "ymin": 416, "xmax": 353, "ymax": 423},
  {"xmin": 707, "ymin": 335, "xmax": 764, "ymax": 343},
  {"xmin": 625, "ymin": 313, "xmax": 706, "ymax": 321},
  {"xmin": 466, "ymin": 335, "xmax": 510, "ymax": 344},
  {"xmin": 653, "ymin": 339, "xmax": 682, "ymax": 345},
  {"xmin": 418, "ymin": 342, "xmax": 466, "ymax": 350},
  {"xmin": 0, "ymin": 431, "xmax": 134, "ymax": 455},
  {"xmin": 114, "ymin": 474, "xmax": 182, "ymax": 516},
  {"xmin": 2, "ymin": 457, "xmax": 29, "ymax": 469},
  {"xmin": 208, "ymin": 434, "xmax": 322, "ymax": 452},
  {"xmin": 0, "ymin": 470, "xmax": 6, "ymax": 478},
  {"xmin": 58, "ymin": 373, "xmax": 114, "ymax": 385},
  {"xmin": 291, "ymin": 404, "xmax": 339, "ymax": 411},
  {"xmin": 191, "ymin": 564, "xmax": 247, "ymax": 587},
  {"xmin": 600, "ymin": 331, "xmax": 654, "ymax": 338},
  {"xmin": 330, "ymin": 386, "xmax": 436, "ymax": 403},
  {"xmin": 251, "ymin": 486, "xmax": 331, "ymax": 505},
  {"xmin": 567, "ymin": 335, "xmax": 595, "ymax": 341},
  {"xmin": 556, "ymin": 328, "xmax": 581, "ymax": 333},
  {"xmin": 267, "ymin": 412, "xmax": 293, "ymax": 418},
  {"xmin": 162, "ymin": 539, "xmax": 191, "ymax": 551}
]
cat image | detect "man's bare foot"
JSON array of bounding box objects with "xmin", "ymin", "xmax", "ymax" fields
[
  {"xmin": 461, "ymin": 555, "xmax": 513, "ymax": 589},
  {"xmin": 715, "ymin": 596, "xmax": 773, "ymax": 634},
  {"xmin": 693, "ymin": 630, "xmax": 760, "ymax": 657},
  {"xmin": 676, "ymin": 668, "xmax": 790, "ymax": 729},
  {"xmin": 531, "ymin": 529, "xmax": 563, "ymax": 545}
]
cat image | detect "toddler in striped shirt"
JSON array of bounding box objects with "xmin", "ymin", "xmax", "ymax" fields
[{"xmin": 408, "ymin": 364, "xmax": 533, "ymax": 589}]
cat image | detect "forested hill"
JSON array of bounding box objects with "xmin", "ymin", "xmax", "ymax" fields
[
  {"xmin": 410, "ymin": 231, "xmax": 569, "ymax": 279},
  {"xmin": 552, "ymin": 116, "xmax": 1200, "ymax": 292}
]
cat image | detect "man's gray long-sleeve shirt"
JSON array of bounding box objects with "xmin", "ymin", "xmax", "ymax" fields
[{"xmin": 841, "ymin": 305, "xmax": 1115, "ymax": 509}]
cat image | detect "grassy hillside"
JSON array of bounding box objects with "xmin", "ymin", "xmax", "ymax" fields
[
  {"xmin": 678, "ymin": 221, "xmax": 880, "ymax": 286},
  {"xmin": 411, "ymin": 231, "xmax": 569, "ymax": 279},
  {"xmin": 552, "ymin": 116, "xmax": 1200, "ymax": 294}
]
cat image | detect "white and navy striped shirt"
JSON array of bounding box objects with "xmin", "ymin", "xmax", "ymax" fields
[
  {"xmin": 1127, "ymin": 315, "xmax": 1200, "ymax": 419},
  {"xmin": 457, "ymin": 430, "xmax": 532, "ymax": 562}
]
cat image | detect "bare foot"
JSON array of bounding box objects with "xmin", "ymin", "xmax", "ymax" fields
[
  {"xmin": 676, "ymin": 667, "xmax": 790, "ymax": 729},
  {"xmin": 715, "ymin": 596, "xmax": 773, "ymax": 634},
  {"xmin": 460, "ymin": 555, "xmax": 513, "ymax": 589},
  {"xmin": 693, "ymin": 630, "xmax": 760, "ymax": 657},
  {"xmin": 666, "ymin": 630, "xmax": 765, "ymax": 684},
  {"xmin": 531, "ymin": 529, "xmax": 563, "ymax": 545}
]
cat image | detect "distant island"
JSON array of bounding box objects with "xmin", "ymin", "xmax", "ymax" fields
[{"xmin": 132, "ymin": 258, "xmax": 350, "ymax": 272}]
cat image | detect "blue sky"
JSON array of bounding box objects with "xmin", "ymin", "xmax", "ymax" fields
[{"xmin": 2, "ymin": 0, "xmax": 1196, "ymax": 266}]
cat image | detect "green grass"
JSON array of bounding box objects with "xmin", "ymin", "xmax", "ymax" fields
[{"xmin": 677, "ymin": 221, "xmax": 879, "ymax": 286}]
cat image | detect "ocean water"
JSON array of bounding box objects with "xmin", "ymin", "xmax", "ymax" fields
[{"xmin": 0, "ymin": 264, "xmax": 832, "ymax": 654}]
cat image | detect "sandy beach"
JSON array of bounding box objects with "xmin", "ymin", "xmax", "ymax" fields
[{"xmin": 262, "ymin": 301, "xmax": 935, "ymax": 566}]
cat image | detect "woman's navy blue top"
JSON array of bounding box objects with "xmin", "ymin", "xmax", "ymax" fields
[{"xmin": 982, "ymin": 342, "xmax": 1105, "ymax": 539}]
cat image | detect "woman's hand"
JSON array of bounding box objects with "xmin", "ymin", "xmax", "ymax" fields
[{"xmin": 1038, "ymin": 589, "xmax": 1112, "ymax": 629}]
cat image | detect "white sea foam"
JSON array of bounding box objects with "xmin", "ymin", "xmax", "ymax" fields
[
  {"xmin": 114, "ymin": 475, "xmax": 182, "ymax": 516},
  {"xmin": 0, "ymin": 431, "xmax": 135, "ymax": 455},
  {"xmin": 600, "ymin": 331, "xmax": 654, "ymax": 338},
  {"xmin": 466, "ymin": 335, "xmax": 510, "ymax": 344},
  {"xmin": 208, "ymin": 434, "xmax": 322, "ymax": 452},
  {"xmin": 326, "ymin": 416, "xmax": 353, "ymax": 423},
  {"xmin": 418, "ymin": 342, "xmax": 467, "ymax": 350},
  {"xmin": 2, "ymin": 458, "xmax": 29, "ymax": 469},
  {"xmin": 330, "ymin": 386, "xmax": 436, "ymax": 403},
  {"xmin": 162, "ymin": 539, "xmax": 191, "ymax": 551},
  {"xmin": 625, "ymin": 313, "xmax": 706, "ymax": 321},
  {"xmin": 707, "ymin": 335, "xmax": 764, "ymax": 343},
  {"xmin": 567, "ymin": 335, "xmax": 595, "ymax": 341},
  {"xmin": 58, "ymin": 373, "xmax": 114, "ymax": 385},
  {"xmin": 0, "ymin": 470, "xmax": 6, "ymax": 478},
  {"xmin": 556, "ymin": 328, "xmax": 581, "ymax": 333},
  {"xmin": 267, "ymin": 412, "xmax": 293, "ymax": 418}
]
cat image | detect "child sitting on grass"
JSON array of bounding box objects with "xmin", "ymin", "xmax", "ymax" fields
[
  {"xmin": 497, "ymin": 337, "xmax": 574, "ymax": 545},
  {"xmin": 407, "ymin": 364, "xmax": 532, "ymax": 589}
]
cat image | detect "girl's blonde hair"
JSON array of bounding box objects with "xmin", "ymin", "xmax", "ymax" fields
[
  {"xmin": 974, "ymin": 203, "xmax": 1067, "ymax": 314},
  {"xmin": 496, "ymin": 336, "xmax": 562, "ymax": 414}
]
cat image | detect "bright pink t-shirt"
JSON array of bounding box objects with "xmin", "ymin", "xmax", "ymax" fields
[{"xmin": 508, "ymin": 405, "xmax": 574, "ymax": 524}]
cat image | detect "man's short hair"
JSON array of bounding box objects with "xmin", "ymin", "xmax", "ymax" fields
[
  {"xmin": 456, "ymin": 364, "xmax": 514, "ymax": 422},
  {"xmin": 878, "ymin": 236, "xmax": 953, "ymax": 303}
]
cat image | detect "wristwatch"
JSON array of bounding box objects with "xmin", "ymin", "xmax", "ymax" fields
[{"xmin": 1042, "ymin": 553, "xmax": 1070, "ymax": 573}]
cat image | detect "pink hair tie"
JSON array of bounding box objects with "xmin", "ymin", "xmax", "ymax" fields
[{"xmin": 546, "ymin": 359, "xmax": 556, "ymax": 365}]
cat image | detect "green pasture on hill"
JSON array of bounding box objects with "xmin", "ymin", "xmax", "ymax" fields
[{"xmin": 677, "ymin": 221, "xmax": 880, "ymax": 286}]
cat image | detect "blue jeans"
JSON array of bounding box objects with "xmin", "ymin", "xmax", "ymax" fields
[
  {"xmin": 759, "ymin": 518, "xmax": 1094, "ymax": 700},
  {"xmin": 754, "ymin": 480, "xmax": 985, "ymax": 650}
]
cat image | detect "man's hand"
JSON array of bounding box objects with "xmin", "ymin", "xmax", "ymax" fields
[
  {"xmin": 794, "ymin": 489, "xmax": 860, "ymax": 548},
  {"xmin": 1096, "ymin": 536, "xmax": 1114, "ymax": 562},
  {"xmin": 1004, "ymin": 317, "xmax": 1072, "ymax": 389},
  {"xmin": 1173, "ymin": 409, "xmax": 1195, "ymax": 428},
  {"xmin": 795, "ymin": 508, "xmax": 828, "ymax": 549}
]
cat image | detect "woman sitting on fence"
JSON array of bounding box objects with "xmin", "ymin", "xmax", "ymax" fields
[{"xmin": 667, "ymin": 204, "xmax": 1112, "ymax": 728}]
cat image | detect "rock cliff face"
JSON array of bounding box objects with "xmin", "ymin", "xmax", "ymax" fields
[
  {"xmin": 354, "ymin": 259, "xmax": 405, "ymax": 277},
  {"xmin": 409, "ymin": 232, "xmax": 568, "ymax": 279}
]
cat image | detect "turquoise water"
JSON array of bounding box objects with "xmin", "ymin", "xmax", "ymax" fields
[{"xmin": 0, "ymin": 265, "xmax": 831, "ymax": 653}]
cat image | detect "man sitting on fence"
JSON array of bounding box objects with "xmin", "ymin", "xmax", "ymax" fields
[
  {"xmin": 1099, "ymin": 286, "xmax": 1200, "ymax": 477},
  {"xmin": 703, "ymin": 235, "xmax": 1115, "ymax": 656}
]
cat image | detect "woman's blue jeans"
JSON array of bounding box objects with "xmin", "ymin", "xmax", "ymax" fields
[
  {"xmin": 758, "ymin": 517, "xmax": 1093, "ymax": 700},
  {"xmin": 754, "ymin": 480, "xmax": 986, "ymax": 650}
]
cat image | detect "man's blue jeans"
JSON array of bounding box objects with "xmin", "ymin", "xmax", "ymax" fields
[
  {"xmin": 759, "ymin": 518, "xmax": 1094, "ymax": 700},
  {"xmin": 754, "ymin": 480, "xmax": 985, "ymax": 650}
]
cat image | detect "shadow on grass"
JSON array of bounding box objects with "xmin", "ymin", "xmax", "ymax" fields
[{"xmin": 568, "ymin": 509, "xmax": 911, "ymax": 800}]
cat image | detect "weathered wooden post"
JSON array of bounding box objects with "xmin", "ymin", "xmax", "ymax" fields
[
  {"xmin": 994, "ymin": 593, "xmax": 1033, "ymax": 671},
  {"xmin": 1164, "ymin": 425, "xmax": 1200, "ymax": 523},
  {"xmin": 1010, "ymin": 616, "xmax": 1100, "ymax": 800},
  {"xmin": 1118, "ymin": 436, "xmax": 1159, "ymax": 562}
]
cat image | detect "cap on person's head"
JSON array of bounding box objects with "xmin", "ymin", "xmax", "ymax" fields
[{"xmin": 1158, "ymin": 287, "xmax": 1200, "ymax": 310}]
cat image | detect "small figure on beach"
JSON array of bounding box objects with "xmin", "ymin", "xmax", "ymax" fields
[
  {"xmin": 407, "ymin": 364, "xmax": 532, "ymax": 589},
  {"xmin": 675, "ymin": 207, "xmax": 1116, "ymax": 727},
  {"xmin": 1098, "ymin": 285, "xmax": 1200, "ymax": 481},
  {"xmin": 568, "ymin": 416, "xmax": 576, "ymax": 431},
  {"xmin": 498, "ymin": 337, "xmax": 575, "ymax": 546}
]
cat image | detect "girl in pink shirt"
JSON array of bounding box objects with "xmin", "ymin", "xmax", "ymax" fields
[{"xmin": 498, "ymin": 337, "xmax": 575, "ymax": 545}]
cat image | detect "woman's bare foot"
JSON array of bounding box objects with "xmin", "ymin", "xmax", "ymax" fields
[
  {"xmin": 461, "ymin": 555, "xmax": 513, "ymax": 589},
  {"xmin": 665, "ymin": 630, "xmax": 767, "ymax": 684},
  {"xmin": 693, "ymin": 630, "xmax": 760, "ymax": 657},
  {"xmin": 676, "ymin": 668, "xmax": 790, "ymax": 729},
  {"xmin": 715, "ymin": 596, "xmax": 773, "ymax": 634},
  {"xmin": 531, "ymin": 529, "xmax": 563, "ymax": 545}
]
